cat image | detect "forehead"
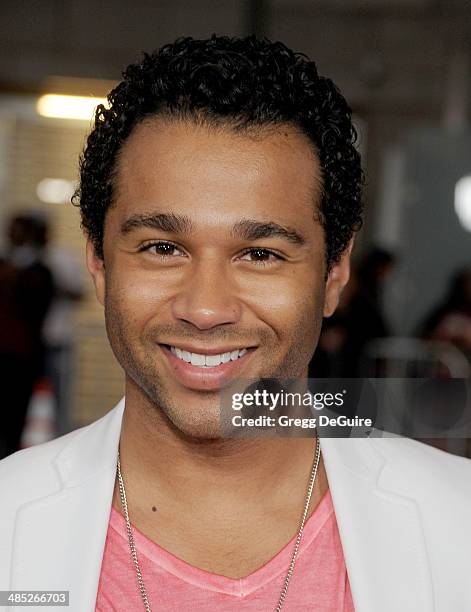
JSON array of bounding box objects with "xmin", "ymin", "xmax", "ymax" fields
[{"xmin": 113, "ymin": 117, "xmax": 323, "ymax": 226}]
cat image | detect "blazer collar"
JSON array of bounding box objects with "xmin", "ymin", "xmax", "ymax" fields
[
  {"xmin": 11, "ymin": 399, "xmax": 434, "ymax": 612},
  {"xmin": 52, "ymin": 397, "xmax": 125, "ymax": 487},
  {"xmin": 320, "ymin": 434, "xmax": 435, "ymax": 611}
]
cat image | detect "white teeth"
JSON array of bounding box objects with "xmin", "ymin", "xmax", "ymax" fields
[
  {"xmin": 205, "ymin": 354, "xmax": 222, "ymax": 367},
  {"xmin": 169, "ymin": 346, "xmax": 249, "ymax": 368},
  {"xmin": 190, "ymin": 353, "xmax": 205, "ymax": 366}
]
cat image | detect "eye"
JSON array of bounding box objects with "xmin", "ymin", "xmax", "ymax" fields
[
  {"xmin": 139, "ymin": 241, "xmax": 185, "ymax": 259},
  {"xmin": 239, "ymin": 248, "xmax": 283, "ymax": 266}
]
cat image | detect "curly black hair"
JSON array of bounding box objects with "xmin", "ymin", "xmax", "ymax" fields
[{"xmin": 73, "ymin": 35, "xmax": 363, "ymax": 272}]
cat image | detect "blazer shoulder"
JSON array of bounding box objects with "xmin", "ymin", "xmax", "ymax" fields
[
  {"xmin": 0, "ymin": 425, "xmax": 89, "ymax": 500},
  {"xmin": 0, "ymin": 407, "xmax": 117, "ymax": 513},
  {"xmin": 370, "ymin": 434, "xmax": 471, "ymax": 503}
]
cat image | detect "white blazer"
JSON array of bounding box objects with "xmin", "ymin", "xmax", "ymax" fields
[{"xmin": 1, "ymin": 397, "xmax": 471, "ymax": 612}]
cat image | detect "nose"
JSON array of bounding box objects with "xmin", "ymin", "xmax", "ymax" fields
[{"xmin": 171, "ymin": 257, "xmax": 242, "ymax": 330}]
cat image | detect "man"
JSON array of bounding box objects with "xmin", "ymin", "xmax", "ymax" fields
[{"xmin": 1, "ymin": 35, "xmax": 470, "ymax": 612}]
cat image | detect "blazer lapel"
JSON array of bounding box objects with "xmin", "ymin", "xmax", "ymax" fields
[
  {"xmin": 9, "ymin": 399, "xmax": 126, "ymax": 612},
  {"xmin": 319, "ymin": 434, "xmax": 435, "ymax": 612}
]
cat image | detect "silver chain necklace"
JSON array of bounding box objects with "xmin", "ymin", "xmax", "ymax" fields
[{"xmin": 116, "ymin": 434, "xmax": 321, "ymax": 612}]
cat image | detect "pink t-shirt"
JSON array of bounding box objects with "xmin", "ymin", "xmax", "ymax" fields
[{"xmin": 95, "ymin": 489, "xmax": 355, "ymax": 611}]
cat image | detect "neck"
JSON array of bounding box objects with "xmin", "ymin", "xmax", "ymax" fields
[{"xmin": 116, "ymin": 381, "xmax": 328, "ymax": 518}]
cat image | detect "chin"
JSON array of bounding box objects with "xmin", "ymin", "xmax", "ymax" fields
[
  {"xmin": 164, "ymin": 404, "xmax": 225, "ymax": 441},
  {"xmin": 173, "ymin": 419, "xmax": 224, "ymax": 441}
]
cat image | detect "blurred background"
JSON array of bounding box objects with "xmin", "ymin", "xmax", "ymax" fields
[{"xmin": 0, "ymin": 0, "xmax": 469, "ymax": 457}]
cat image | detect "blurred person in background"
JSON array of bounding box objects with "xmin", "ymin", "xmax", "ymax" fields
[
  {"xmin": 419, "ymin": 267, "xmax": 471, "ymax": 359},
  {"xmin": 0, "ymin": 213, "xmax": 54, "ymax": 458},
  {"xmin": 308, "ymin": 275, "xmax": 355, "ymax": 377},
  {"xmin": 37, "ymin": 217, "xmax": 86, "ymax": 435},
  {"xmin": 309, "ymin": 247, "xmax": 396, "ymax": 377},
  {"xmin": 341, "ymin": 247, "xmax": 396, "ymax": 375}
]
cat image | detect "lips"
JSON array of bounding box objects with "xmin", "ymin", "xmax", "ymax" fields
[{"xmin": 159, "ymin": 344, "xmax": 255, "ymax": 390}]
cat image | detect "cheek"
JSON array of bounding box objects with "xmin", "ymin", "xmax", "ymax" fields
[
  {"xmin": 242, "ymin": 269, "xmax": 323, "ymax": 339},
  {"xmin": 106, "ymin": 267, "xmax": 175, "ymax": 329}
]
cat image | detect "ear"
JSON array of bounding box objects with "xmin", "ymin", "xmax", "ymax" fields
[
  {"xmin": 323, "ymin": 238, "xmax": 354, "ymax": 318},
  {"xmin": 86, "ymin": 239, "xmax": 105, "ymax": 307}
]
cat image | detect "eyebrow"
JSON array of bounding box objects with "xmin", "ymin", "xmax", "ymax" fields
[
  {"xmin": 231, "ymin": 219, "xmax": 306, "ymax": 246},
  {"xmin": 120, "ymin": 213, "xmax": 306, "ymax": 246},
  {"xmin": 120, "ymin": 213, "xmax": 193, "ymax": 235}
]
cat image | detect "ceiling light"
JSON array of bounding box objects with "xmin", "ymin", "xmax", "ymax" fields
[
  {"xmin": 454, "ymin": 175, "xmax": 471, "ymax": 232},
  {"xmin": 36, "ymin": 94, "xmax": 108, "ymax": 121},
  {"xmin": 36, "ymin": 178, "xmax": 75, "ymax": 204}
]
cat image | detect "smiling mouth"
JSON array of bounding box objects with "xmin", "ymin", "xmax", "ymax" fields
[{"xmin": 167, "ymin": 345, "xmax": 249, "ymax": 368}]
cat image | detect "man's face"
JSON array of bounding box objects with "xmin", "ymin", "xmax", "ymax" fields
[{"xmin": 87, "ymin": 118, "xmax": 351, "ymax": 438}]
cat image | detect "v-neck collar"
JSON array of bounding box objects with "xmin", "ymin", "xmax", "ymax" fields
[{"xmin": 108, "ymin": 488, "xmax": 333, "ymax": 597}]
